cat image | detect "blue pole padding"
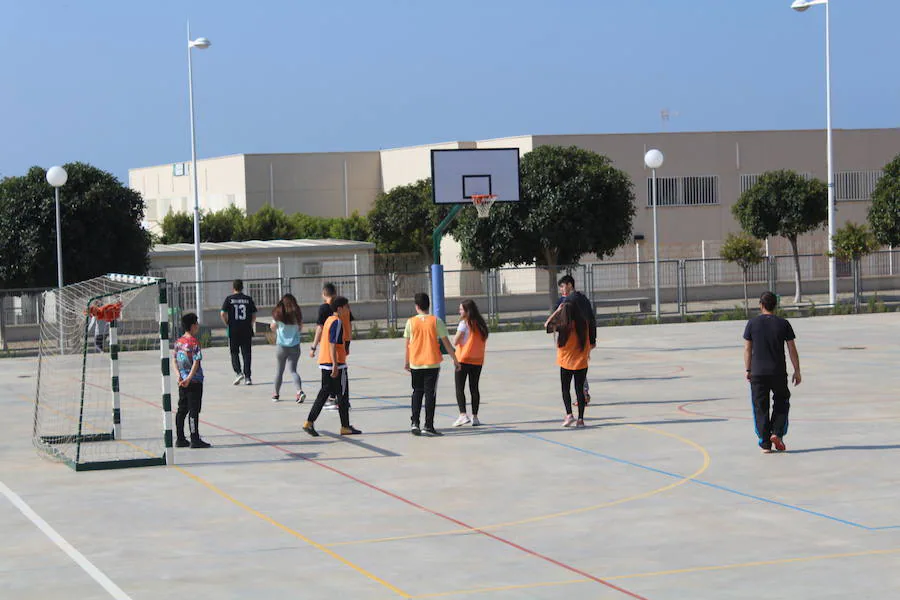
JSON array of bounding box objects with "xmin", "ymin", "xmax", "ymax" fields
[{"xmin": 430, "ymin": 264, "xmax": 445, "ymax": 323}]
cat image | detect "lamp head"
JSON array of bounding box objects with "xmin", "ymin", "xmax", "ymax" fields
[
  {"xmin": 791, "ymin": 0, "xmax": 827, "ymax": 11},
  {"xmin": 46, "ymin": 166, "xmax": 68, "ymax": 188},
  {"xmin": 189, "ymin": 37, "xmax": 211, "ymax": 49},
  {"xmin": 644, "ymin": 149, "xmax": 665, "ymax": 170}
]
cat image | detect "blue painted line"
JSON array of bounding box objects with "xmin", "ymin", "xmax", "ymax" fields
[{"xmin": 355, "ymin": 392, "xmax": 892, "ymax": 532}]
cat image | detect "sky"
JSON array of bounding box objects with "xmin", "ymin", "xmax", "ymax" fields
[{"xmin": 1, "ymin": 0, "xmax": 898, "ymax": 182}]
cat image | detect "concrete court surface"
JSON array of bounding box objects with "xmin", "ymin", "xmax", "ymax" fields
[{"xmin": 2, "ymin": 313, "xmax": 900, "ymax": 599}]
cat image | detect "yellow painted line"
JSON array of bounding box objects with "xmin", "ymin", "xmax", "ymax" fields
[
  {"xmin": 410, "ymin": 547, "xmax": 900, "ymax": 597},
  {"xmin": 172, "ymin": 466, "xmax": 412, "ymax": 597},
  {"xmin": 328, "ymin": 422, "xmax": 710, "ymax": 548},
  {"xmin": 18, "ymin": 394, "xmax": 411, "ymax": 598}
]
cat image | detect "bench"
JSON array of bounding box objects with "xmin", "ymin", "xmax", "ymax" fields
[{"xmin": 593, "ymin": 297, "xmax": 652, "ymax": 313}]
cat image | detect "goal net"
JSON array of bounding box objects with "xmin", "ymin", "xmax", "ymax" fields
[{"xmin": 32, "ymin": 274, "xmax": 174, "ymax": 471}]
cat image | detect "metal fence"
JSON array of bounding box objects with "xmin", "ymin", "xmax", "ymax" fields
[{"xmin": 6, "ymin": 250, "xmax": 900, "ymax": 351}]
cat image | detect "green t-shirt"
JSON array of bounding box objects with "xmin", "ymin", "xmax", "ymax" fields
[{"xmin": 404, "ymin": 313, "xmax": 450, "ymax": 369}]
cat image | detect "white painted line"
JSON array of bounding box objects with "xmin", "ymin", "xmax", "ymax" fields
[{"xmin": 0, "ymin": 480, "xmax": 134, "ymax": 600}]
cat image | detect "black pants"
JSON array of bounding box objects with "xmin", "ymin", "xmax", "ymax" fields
[
  {"xmin": 561, "ymin": 367, "xmax": 588, "ymax": 419},
  {"xmin": 750, "ymin": 373, "xmax": 791, "ymax": 446},
  {"xmin": 229, "ymin": 334, "xmax": 252, "ymax": 378},
  {"xmin": 411, "ymin": 368, "xmax": 440, "ymax": 428},
  {"xmin": 307, "ymin": 369, "xmax": 350, "ymax": 428},
  {"xmin": 455, "ymin": 363, "xmax": 483, "ymax": 415},
  {"xmin": 176, "ymin": 382, "xmax": 203, "ymax": 441}
]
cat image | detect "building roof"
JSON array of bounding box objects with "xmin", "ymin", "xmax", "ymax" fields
[{"xmin": 151, "ymin": 238, "xmax": 375, "ymax": 257}]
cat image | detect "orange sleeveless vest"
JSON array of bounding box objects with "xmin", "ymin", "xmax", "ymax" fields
[
  {"xmin": 455, "ymin": 322, "xmax": 486, "ymax": 365},
  {"xmin": 318, "ymin": 315, "xmax": 347, "ymax": 365},
  {"xmin": 409, "ymin": 315, "xmax": 442, "ymax": 366}
]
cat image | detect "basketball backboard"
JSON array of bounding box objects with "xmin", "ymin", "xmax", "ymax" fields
[{"xmin": 431, "ymin": 148, "xmax": 521, "ymax": 204}]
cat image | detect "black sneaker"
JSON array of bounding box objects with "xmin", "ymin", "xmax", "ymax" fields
[
  {"xmin": 423, "ymin": 426, "xmax": 443, "ymax": 437},
  {"xmin": 175, "ymin": 438, "xmax": 190, "ymax": 448},
  {"xmin": 190, "ymin": 439, "xmax": 211, "ymax": 449},
  {"xmin": 341, "ymin": 425, "xmax": 362, "ymax": 435},
  {"xmin": 303, "ymin": 421, "xmax": 319, "ymax": 437},
  {"xmin": 410, "ymin": 423, "xmax": 422, "ymax": 436}
]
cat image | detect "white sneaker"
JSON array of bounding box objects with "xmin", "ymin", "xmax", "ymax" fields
[
  {"xmin": 471, "ymin": 415, "xmax": 481, "ymax": 426},
  {"xmin": 453, "ymin": 415, "xmax": 471, "ymax": 427},
  {"xmin": 296, "ymin": 390, "xmax": 307, "ymax": 404},
  {"xmin": 233, "ymin": 373, "xmax": 244, "ymax": 385},
  {"xmin": 244, "ymin": 378, "xmax": 252, "ymax": 386},
  {"xmin": 324, "ymin": 399, "xmax": 338, "ymax": 410}
]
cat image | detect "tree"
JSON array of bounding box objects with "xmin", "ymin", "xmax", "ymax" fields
[
  {"xmin": 245, "ymin": 205, "xmax": 296, "ymax": 240},
  {"xmin": 867, "ymin": 154, "xmax": 900, "ymax": 246},
  {"xmin": 0, "ymin": 162, "xmax": 151, "ymax": 288},
  {"xmin": 203, "ymin": 205, "xmax": 247, "ymax": 242},
  {"xmin": 453, "ymin": 145, "xmax": 636, "ymax": 306},
  {"xmin": 732, "ymin": 170, "xmax": 827, "ymax": 303},
  {"xmin": 720, "ymin": 233, "xmax": 765, "ymax": 316},
  {"xmin": 159, "ymin": 211, "xmax": 193, "ymax": 244},
  {"xmin": 367, "ymin": 179, "xmax": 455, "ymax": 261},
  {"xmin": 831, "ymin": 222, "xmax": 879, "ymax": 312}
]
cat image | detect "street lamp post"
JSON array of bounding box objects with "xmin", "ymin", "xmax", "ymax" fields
[
  {"xmin": 187, "ymin": 25, "xmax": 211, "ymax": 322},
  {"xmin": 47, "ymin": 165, "xmax": 68, "ymax": 352},
  {"xmin": 791, "ymin": 0, "xmax": 836, "ymax": 306},
  {"xmin": 644, "ymin": 149, "xmax": 665, "ymax": 322}
]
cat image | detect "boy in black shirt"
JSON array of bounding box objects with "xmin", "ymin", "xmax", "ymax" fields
[
  {"xmin": 220, "ymin": 279, "xmax": 258, "ymax": 385},
  {"xmin": 743, "ymin": 291, "xmax": 801, "ymax": 453}
]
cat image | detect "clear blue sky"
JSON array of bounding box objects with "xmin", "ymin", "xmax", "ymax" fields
[{"xmin": 2, "ymin": 0, "xmax": 898, "ymax": 182}]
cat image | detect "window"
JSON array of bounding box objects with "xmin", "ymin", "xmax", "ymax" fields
[
  {"xmin": 835, "ymin": 170, "xmax": 882, "ymax": 202},
  {"xmin": 647, "ymin": 176, "xmax": 718, "ymax": 206},
  {"xmin": 740, "ymin": 172, "xmax": 814, "ymax": 195}
]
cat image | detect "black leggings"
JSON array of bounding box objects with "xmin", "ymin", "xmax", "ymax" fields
[
  {"xmin": 176, "ymin": 382, "xmax": 203, "ymax": 441},
  {"xmin": 560, "ymin": 367, "xmax": 588, "ymax": 418},
  {"xmin": 455, "ymin": 363, "xmax": 483, "ymax": 415}
]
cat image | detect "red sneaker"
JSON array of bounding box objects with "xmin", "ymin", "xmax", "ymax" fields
[{"xmin": 770, "ymin": 434, "xmax": 786, "ymax": 452}]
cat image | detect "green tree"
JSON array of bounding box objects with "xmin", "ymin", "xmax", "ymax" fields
[
  {"xmin": 453, "ymin": 145, "xmax": 635, "ymax": 306},
  {"xmin": 368, "ymin": 179, "xmax": 455, "ymax": 260},
  {"xmin": 327, "ymin": 212, "xmax": 370, "ymax": 241},
  {"xmin": 719, "ymin": 232, "xmax": 765, "ymax": 316},
  {"xmin": 159, "ymin": 211, "xmax": 193, "ymax": 244},
  {"xmin": 831, "ymin": 222, "xmax": 879, "ymax": 313},
  {"xmin": 0, "ymin": 162, "xmax": 151, "ymax": 287},
  {"xmin": 867, "ymin": 154, "xmax": 900, "ymax": 246},
  {"xmin": 732, "ymin": 170, "xmax": 827, "ymax": 303},
  {"xmin": 245, "ymin": 205, "xmax": 296, "ymax": 240},
  {"xmin": 203, "ymin": 205, "xmax": 247, "ymax": 242}
]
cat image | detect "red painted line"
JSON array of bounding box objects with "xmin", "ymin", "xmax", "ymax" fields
[{"xmin": 112, "ymin": 386, "xmax": 648, "ymax": 598}]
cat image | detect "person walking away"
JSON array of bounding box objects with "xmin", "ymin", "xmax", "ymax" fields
[
  {"xmin": 302, "ymin": 296, "xmax": 361, "ymax": 437},
  {"xmin": 404, "ymin": 292, "xmax": 459, "ymax": 436},
  {"xmin": 452, "ymin": 299, "xmax": 488, "ymax": 427},
  {"xmin": 270, "ymin": 293, "xmax": 306, "ymax": 403},
  {"xmin": 546, "ymin": 274, "xmax": 596, "ymax": 405},
  {"xmin": 220, "ymin": 279, "xmax": 258, "ymax": 385},
  {"xmin": 309, "ymin": 283, "xmax": 338, "ymax": 409},
  {"xmin": 743, "ymin": 291, "xmax": 801, "ymax": 453},
  {"xmin": 173, "ymin": 312, "xmax": 211, "ymax": 448},
  {"xmin": 552, "ymin": 302, "xmax": 591, "ymax": 428}
]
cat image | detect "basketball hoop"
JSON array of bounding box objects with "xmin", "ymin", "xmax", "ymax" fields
[{"xmin": 470, "ymin": 194, "xmax": 497, "ymax": 219}]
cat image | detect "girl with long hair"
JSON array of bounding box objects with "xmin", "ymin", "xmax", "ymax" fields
[
  {"xmin": 452, "ymin": 299, "xmax": 489, "ymax": 426},
  {"xmin": 270, "ymin": 293, "xmax": 306, "ymax": 403},
  {"xmin": 553, "ymin": 301, "xmax": 590, "ymax": 427}
]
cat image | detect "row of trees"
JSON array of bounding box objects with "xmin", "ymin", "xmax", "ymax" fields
[{"xmin": 722, "ymin": 155, "xmax": 900, "ymax": 312}]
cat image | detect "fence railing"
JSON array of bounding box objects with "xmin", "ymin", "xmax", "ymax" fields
[{"xmin": 6, "ymin": 250, "xmax": 900, "ymax": 346}]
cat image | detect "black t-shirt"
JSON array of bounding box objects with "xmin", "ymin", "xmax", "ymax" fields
[
  {"xmin": 743, "ymin": 314, "xmax": 796, "ymax": 376},
  {"xmin": 221, "ymin": 293, "xmax": 257, "ymax": 337},
  {"xmin": 553, "ymin": 291, "xmax": 597, "ymax": 346},
  {"xmin": 316, "ymin": 302, "xmax": 333, "ymax": 326}
]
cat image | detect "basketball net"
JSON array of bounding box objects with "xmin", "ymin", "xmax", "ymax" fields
[{"xmin": 471, "ymin": 194, "xmax": 497, "ymax": 219}]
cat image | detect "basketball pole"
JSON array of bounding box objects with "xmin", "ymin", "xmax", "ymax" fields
[{"xmin": 431, "ymin": 204, "xmax": 464, "ymax": 324}]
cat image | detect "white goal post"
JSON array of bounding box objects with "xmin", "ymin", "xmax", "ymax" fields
[{"xmin": 32, "ymin": 274, "xmax": 174, "ymax": 471}]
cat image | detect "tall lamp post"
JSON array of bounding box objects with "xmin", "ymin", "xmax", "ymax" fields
[
  {"xmin": 47, "ymin": 165, "xmax": 68, "ymax": 352},
  {"xmin": 791, "ymin": 0, "xmax": 836, "ymax": 306},
  {"xmin": 187, "ymin": 26, "xmax": 211, "ymax": 322},
  {"xmin": 644, "ymin": 149, "xmax": 664, "ymax": 322}
]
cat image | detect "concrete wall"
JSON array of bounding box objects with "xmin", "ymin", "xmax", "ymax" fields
[
  {"xmin": 129, "ymin": 155, "xmax": 247, "ymax": 230},
  {"xmin": 379, "ymin": 141, "xmax": 476, "ymax": 192},
  {"xmin": 243, "ymin": 152, "xmax": 382, "ymax": 218}
]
